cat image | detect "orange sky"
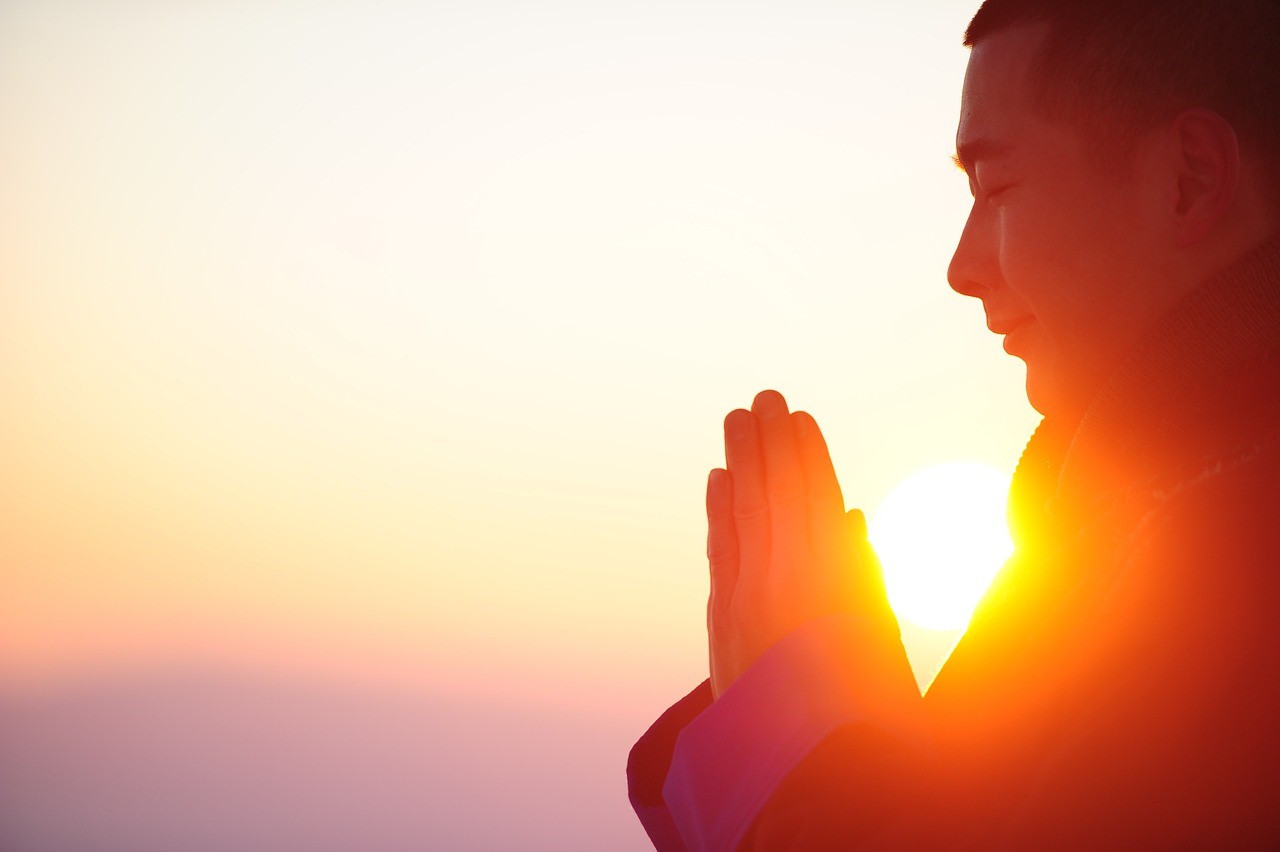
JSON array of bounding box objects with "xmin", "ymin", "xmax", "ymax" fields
[{"xmin": 0, "ymin": 1, "xmax": 1038, "ymax": 848}]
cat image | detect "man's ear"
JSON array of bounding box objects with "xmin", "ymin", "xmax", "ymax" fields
[{"xmin": 1169, "ymin": 108, "xmax": 1240, "ymax": 247}]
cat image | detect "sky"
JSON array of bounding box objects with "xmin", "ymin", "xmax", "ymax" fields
[{"xmin": 0, "ymin": 1, "xmax": 1039, "ymax": 849}]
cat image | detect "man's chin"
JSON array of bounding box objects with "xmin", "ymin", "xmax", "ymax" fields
[
  {"xmin": 1023, "ymin": 364, "xmax": 1057, "ymax": 418},
  {"xmin": 1024, "ymin": 379, "xmax": 1051, "ymax": 418},
  {"xmin": 1024, "ymin": 365, "xmax": 1090, "ymax": 424}
]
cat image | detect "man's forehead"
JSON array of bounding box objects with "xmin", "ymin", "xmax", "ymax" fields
[
  {"xmin": 954, "ymin": 23, "xmax": 1050, "ymax": 169},
  {"xmin": 962, "ymin": 19, "xmax": 1050, "ymax": 97}
]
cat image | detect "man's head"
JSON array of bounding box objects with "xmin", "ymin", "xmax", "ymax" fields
[{"xmin": 947, "ymin": 0, "xmax": 1280, "ymax": 422}]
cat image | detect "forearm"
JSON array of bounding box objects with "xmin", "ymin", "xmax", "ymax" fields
[{"xmin": 632, "ymin": 613, "xmax": 926, "ymax": 851}]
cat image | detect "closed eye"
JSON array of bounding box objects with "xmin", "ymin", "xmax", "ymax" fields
[{"xmin": 983, "ymin": 184, "xmax": 1014, "ymax": 203}]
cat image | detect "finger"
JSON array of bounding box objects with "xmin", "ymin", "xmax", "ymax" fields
[
  {"xmin": 846, "ymin": 507, "xmax": 868, "ymax": 541},
  {"xmin": 847, "ymin": 508, "xmax": 890, "ymax": 611},
  {"xmin": 793, "ymin": 410, "xmax": 846, "ymax": 562},
  {"xmin": 706, "ymin": 467, "xmax": 738, "ymax": 623},
  {"xmin": 724, "ymin": 407, "xmax": 769, "ymax": 588},
  {"xmin": 793, "ymin": 411, "xmax": 844, "ymax": 515},
  {"xmin": 752, "ymin": 390, "xmax": 808, "ymax": 573}
]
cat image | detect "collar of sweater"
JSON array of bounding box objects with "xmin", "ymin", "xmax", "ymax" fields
[{"xmin": 1008, "ymin": 231, "xmax": 1280, "ymax": 545}]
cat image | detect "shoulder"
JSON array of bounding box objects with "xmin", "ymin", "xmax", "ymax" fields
[
  {"xmin": 1072, "ymin": 431, "xmax": 1280, "ymax": 701},
  {"xmin": 1123, "ymin": 431, "xmax": 1280, "ymax": 604},
  {"xmin": 991, "ymin": 436, "xmax": 1280, "ymax": 847}
]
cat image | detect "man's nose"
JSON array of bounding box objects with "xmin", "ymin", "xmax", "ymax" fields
[{"xmin": 947, "ymin": 205, "xmax": 991, "ymax": 299}]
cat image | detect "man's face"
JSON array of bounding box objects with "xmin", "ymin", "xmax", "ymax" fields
[{"xmin": 948, "ymin": 23, "xmax": 1176, "ymax": 422}]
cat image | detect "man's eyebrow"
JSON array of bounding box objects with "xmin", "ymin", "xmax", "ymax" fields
[{"xmin": 952, "ymin": 139, "xmax": 1012, "ymax": 175}]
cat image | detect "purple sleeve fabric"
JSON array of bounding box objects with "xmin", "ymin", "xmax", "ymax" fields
[
  {"xmin": 628, "ymin": 614, "xmax": 923, "ymax": 852},
  {"xmin": 628, "ymin": 679, "xmax": 714, "ymax": 851}
]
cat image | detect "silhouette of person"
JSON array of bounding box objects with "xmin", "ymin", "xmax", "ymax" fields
[{"xmin": 628, "ymin": 1, "xmax": 1280, "ymax": 848}]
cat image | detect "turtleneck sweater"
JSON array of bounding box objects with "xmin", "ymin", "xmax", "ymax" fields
[
  {"xmin": 630, "ymin": 232, "xmax": 1280, "ymax": 852},
  {"xmin": 1011, "ymin": 229, "xmax": 1280, "ymax": 543}
]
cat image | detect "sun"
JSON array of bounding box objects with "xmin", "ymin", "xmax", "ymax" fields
[{"xmin": 868, "ymin": 462, "xmax": 1013, "ymax": 631}]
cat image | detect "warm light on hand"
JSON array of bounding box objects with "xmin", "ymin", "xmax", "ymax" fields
[
  {"xmin": 705, "ymin": 390, "xmax": 897, "ymax": 699},
  {"xmin": 869, "ymin": 462, "xmax": 1013, "ymax": 631}
]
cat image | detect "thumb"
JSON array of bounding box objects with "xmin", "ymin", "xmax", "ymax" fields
[
  {"xmin": 846, "ymin": 507, "xmax": 868, "ymax": 541},
  {"xmin": 846, "ymin": 508, "xmax": 892, "ymax": 613}
]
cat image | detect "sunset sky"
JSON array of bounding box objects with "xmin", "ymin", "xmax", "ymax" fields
[{"xmin": 0, "ymin": 1, "xmax": 1039, "ymax": 848}]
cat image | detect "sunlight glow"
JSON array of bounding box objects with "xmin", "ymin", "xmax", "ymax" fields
[
  {"xmin": 870, "ymin": 462, "xmax": 1013, "ymax": 631},
  {"xmin": 0, "ymin": 2, "xmax": 1023, "ymax": 847}
]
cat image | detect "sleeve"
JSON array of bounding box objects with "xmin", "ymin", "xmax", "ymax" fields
[
  {"xmin": 628, "ymin": 680, "xmax": 714, "ymax": 851},
  {"xmin": 627, "ymin": 612, "xmax": 927, "ymax": 852}
]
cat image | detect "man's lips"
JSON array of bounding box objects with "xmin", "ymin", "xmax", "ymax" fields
[
  {"xmin": 988, "ymin": 315, "xmax": 1035, "ymax": 356},
  {"xmin": 987, "ymin": 315, "xmax": 1033, "ymax": 335}
]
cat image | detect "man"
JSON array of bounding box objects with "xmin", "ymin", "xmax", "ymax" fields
[{"xmin": 628, "ymin": 0, "xmax": 1280, "ymax": 848}]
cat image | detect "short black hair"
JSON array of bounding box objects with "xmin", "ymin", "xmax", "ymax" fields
[{"xmin": 964, "ymin": 0, "xmax": 1280, "ymax": 204}]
